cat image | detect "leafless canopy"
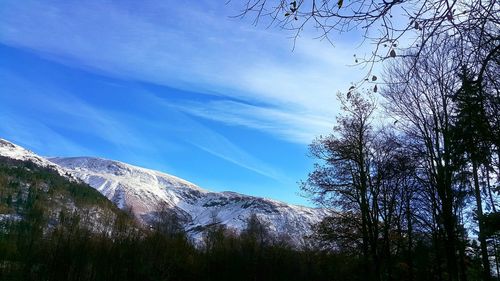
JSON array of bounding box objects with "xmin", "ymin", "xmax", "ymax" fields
[{"xmin": 231, "ymin": 0, "xmax": 499, "ymax": 83}]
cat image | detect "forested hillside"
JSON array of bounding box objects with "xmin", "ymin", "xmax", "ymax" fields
[{"xmin": 0, "ymin": 156, "xmax": 347, "ymax": 281}]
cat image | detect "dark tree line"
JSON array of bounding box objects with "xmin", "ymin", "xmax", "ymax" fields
[
  {"xmin": 0, "ymin": 158, "xmax": 367, "ymax": 281},
  {"xmin": 0, "ymin": 201, "xmax": 361, "ymax": 281}
]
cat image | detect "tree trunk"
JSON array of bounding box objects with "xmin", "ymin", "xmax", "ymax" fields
[
  {"xmin": 472, "ymin": 160, "xmax": 491, "ymax": 281},
  {"xmin": 406, "ymin": 194, "xmax": 414, "ymax": 281},
  {"xmin": 442, "ymin": 198, "xmax": 458, "ymax": 281}
]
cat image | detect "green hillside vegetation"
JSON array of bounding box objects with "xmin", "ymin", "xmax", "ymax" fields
[{"xmin": 0, "ymin": 156, "xmax": 118, "ymax": 212}]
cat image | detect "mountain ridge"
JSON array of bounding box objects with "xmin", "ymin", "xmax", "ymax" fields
[{"xmin": 0, "ymin": 138, "xmax": 326, "ymax": 245}]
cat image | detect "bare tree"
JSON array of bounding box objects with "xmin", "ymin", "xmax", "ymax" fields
[
  {"xmin": 382, "ymin": 39, "xmax": 470, "ymax": 280},
  {"xmin": 302, "ymin": 90, "xmax": 427, "ymax": 280},
  {"xmin": 231, "ymin": 0, "xmax": 499, "ymax": 84}
]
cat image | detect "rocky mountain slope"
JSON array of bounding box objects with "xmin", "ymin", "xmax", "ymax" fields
[{"xmin": 0, "ymin": 139, "xmax": 326, "ymax": 245}]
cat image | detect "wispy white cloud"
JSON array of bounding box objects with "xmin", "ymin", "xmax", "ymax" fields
[
  {"xmin": 174, "ymin": 100, "xmax": 333, "ymax": 144},
  {"xmin": 0, "ymin": 0, "xmax": 369, "ymax": 145}
]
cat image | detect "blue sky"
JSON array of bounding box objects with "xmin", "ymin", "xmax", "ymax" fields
[{"xmin": 0, "ymin": 0, "xmax": 369, "ymax": 206}]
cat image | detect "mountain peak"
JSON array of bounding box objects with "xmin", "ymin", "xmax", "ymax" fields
[{"xmin": 0, "ymin": 139, "xmax": 71, "ymax": 178}]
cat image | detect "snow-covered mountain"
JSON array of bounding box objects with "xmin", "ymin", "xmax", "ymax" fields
[
  {"xmin": 50, "ymin": 157, "xmax": 327, "ymax": 245},
  {"xmin": 0, "ymin": 139, "xmax": 326, "ymax": 245}
]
